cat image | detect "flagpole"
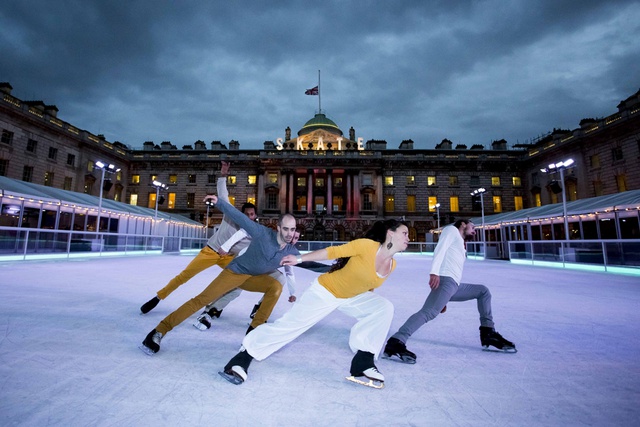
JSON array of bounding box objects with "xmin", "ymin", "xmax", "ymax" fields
[{"xmin": 318, "ymin": 70, "xmax": 321, "ymax": 114}]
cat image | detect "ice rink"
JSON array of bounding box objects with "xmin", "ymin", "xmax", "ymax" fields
[{"xmin": 1, "ymin": 252, "xmax": 639, "ymax": 426}]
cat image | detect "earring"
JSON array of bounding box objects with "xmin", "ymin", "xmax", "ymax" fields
[{"xmin": 386, "ymin": 242, "xmax": 393, "ymax": 250}]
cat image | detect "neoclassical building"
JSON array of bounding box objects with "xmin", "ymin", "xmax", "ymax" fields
[{"xmin": 2, "ymin": 81, "xmax": 639, "ymax": 241}]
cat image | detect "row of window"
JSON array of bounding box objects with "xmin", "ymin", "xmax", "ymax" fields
[
  {"xmin": 1, "ymin": 130, "xmax": 77, "ymax": 167},
  {"xmin": 384, "ymin": 175, "xmax": 522, "ymax": 188}
]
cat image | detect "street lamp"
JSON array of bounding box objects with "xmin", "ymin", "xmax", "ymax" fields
[
  {"xmin": 431, "ymin": 202, "xmax": 441, "ymax": 228},
  {"xmin": 94, "ymin": 161, "xmax": 121, "ymax": 232},
  {"xmin": 540, "ymin": 158, "xmax": 575, "ymax": 240},
  {"xmin": 152, "ymin": 180, "xmax": 169, "ymax": 222},
  {"xmin": 471, "ymin": 188, "xmax": 486, "ymax": 255}
]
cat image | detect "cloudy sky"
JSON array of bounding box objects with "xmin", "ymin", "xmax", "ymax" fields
[{"xmin": 1, "ymin": 0, "xmax": 639, "ymax": 150}]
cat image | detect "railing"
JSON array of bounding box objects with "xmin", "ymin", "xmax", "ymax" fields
[
  {"xmin": 507, "ymin": 239, "xmax": 640, "ymax": 274},
  {"xmin": 295, "ymin": 241, "xmax": 437, "ymax": 254},
  {"xmin": 0, "ymin": 226, "xmax": 207, "ymax": 261}
]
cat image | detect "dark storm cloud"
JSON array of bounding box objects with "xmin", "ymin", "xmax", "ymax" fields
[{"xmin": 1, "ymin": 0, "xmax": 639, "ymax": 149}]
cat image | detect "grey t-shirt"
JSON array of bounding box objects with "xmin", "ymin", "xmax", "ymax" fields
[{"xmin": 215, "ymin": 198, "xmax": 300, "ymax": 275}]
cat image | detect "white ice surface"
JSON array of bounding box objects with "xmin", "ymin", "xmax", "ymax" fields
[{"xmin": 1, "ymin": 253, "xmax": 639, "ymax": 426}]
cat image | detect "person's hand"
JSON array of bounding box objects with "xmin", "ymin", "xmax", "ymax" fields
[
  {"xmin": 203, "ymin": 194, "xmax": 218, "ymax": 203},
  {"xmin": 429, "ymin": 274, "xmax": 440, "ymax": 290},
  {"xmin": 280, "ymin": 254, "xmax": 298, "ymax": 266},
  {"xmin": 288, "ymin": 295, "xmax": 296, "ymax": 303},
  {"xmin": 220, "ymin": 161, "xmax": 230, "ymax": 177}
]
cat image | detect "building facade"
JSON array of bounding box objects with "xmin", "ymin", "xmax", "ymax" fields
[{"xmin": 2, "ymin": 81, "xmax": 639, "ymax": 241}]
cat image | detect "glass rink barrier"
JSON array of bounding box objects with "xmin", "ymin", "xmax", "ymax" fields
[
  {"xmin": 508, "ymin": 239, "xmax": 640, "ymax": 275},
  {"xmin": 0, "ymin": 226, "xmax": 207, "ymax": 261}
]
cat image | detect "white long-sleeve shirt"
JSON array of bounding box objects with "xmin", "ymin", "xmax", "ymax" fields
[{"xmin": 430, "ymin": 225, "xmax": 466, "ymax": 284}]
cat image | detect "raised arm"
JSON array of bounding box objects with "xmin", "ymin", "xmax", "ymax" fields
[{"xmin": 216, "ymin": 161, "xmax": 231, "ymax": 203}]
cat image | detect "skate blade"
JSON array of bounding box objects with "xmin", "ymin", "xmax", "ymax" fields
[
  {"xmin": 218, "ymin": 370, "xmax": 244, "ymax": 385},
  {"xmin": 193, "ymin": 321, "xmax": 210, "ymax": 331},
  {"xmin": 138, "ymin": 344, "xmax": 157, "ymax": 356},
  {"xmin": 381, "ymin": 353, "xmax": 416, "ymax": 364},
  {"xmin": 345, "ymin": 376, "xmax": 384, "ymax": 389},
  {"xmin": 482, "ymin": 346, "xmax": 517, "ymax": 354}
]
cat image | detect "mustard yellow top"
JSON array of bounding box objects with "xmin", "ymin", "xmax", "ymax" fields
[{"xmin": 319, "ymin": 239, "xmax": 397, "ymax": 298}]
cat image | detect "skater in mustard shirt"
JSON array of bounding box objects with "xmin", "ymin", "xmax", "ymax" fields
[{"xmin": 220, "ymin": 219, "xmax": 409, "ymax": 389}]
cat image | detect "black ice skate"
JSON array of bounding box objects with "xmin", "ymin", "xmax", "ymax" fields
[
  {"xmin": 140, "ymin": 296, "xmax": 160, "ymax": 314},
  {"xmin": 347, "ymin": 350, "xmax": 385, "ymax": 389},
  {"xmin": 193, "ymin": 308, "xmax": 222, "ymax": 331},
  {"xmin": 249, "ymin": 302, "xmax": 261, "ymax": 319},
  {"xmin": 219, "ymin": 350, "xmax": 253, "ymax": 385},
  {"xmin": 382, "ymin": 337, "xmax": 417, "ymax": 364},
  {"xmin": 139, "ymin": 329, "xmax": 163, "ymax": 355},
  {"xmin": 480, "ymin": 326, "xmax": 517, "ymax": 353}
]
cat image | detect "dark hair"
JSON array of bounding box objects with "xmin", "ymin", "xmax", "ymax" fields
[
  {"xmin": 241, "ymin": 202, "xmax": 256, "ymax": 213},
  {"xmin": 328, "ymin": 219, "xmax": 408, "ymax": 273},
  {"xmin": 453, "ymin": 219, "xmax": 471, "ymax": 228}
]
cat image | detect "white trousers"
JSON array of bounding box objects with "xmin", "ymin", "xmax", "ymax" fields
[{"xmin": 243, "ymin": 279, "xmax": 394, "ymax": 361}]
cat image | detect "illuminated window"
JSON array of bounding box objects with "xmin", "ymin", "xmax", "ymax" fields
[
  {"xmin": 428, "ymin": 196, "xmax": 437, "ymax": 212},
  {"xmin": 534, "ymin": 192, "xmax": 541, "ymax": 207},
  {"xmin": 514, "ymin": 196, "xmax": 523, "ymax": 210},
  {"xmin": 130, "ymin": 194, "xmax": 138, "ymax": 206},
  {"xmin": 168, "ymin": 193, "xmax": 176, "ymax": 209},
  {"xmin": 427, "ymin": 176, "xmax": 436, "ymax": 186},
  {"xmin": 407, "ymin": 195, "xmax": 416, "ymax": 212},
  {"xmin": 450, "ymin": 196, "xmax": 459, "ymax": 212},
  {"xmin": 385, "ymin": 195, "xmax": 395, "ymax": 212},
  {"xmin": 616, "ymin": 174, "xmax": 627, "ymax": 192},
  {"xmin": 268, "ymin": 173, "xmax": 278, "ymax": 184},
  {"xmin": 87, "ymin": 161, "xmax": 94, "ymax": 172},
  {"xmin": 407, "ymin": 175, "xmax": 415, "ymax": 185},
  {"xmin": 148, "ymin": 192, "xmax": 156, "ymax": 209},
  {"xmin": 491, "ymin": 176, "xmax": 501, "ymax": 186},
  {"xmin": 228, "ymin": 195, "xmax": 236, "ymax": 206},
  {"xmin": 315, "ymin": 178, "xmax": 325, "ymax": 187},
  {"xmin": 449, "ymin": 176, "xmax": 458, "ymax": 186},
  {"xmin": 247, "ymin": 194, "xmax": 256, "ymax": 205},
  {"xmin": 297, "ymin": 196, "xmax": 307, "ymax": 211},
  {"xmin": 169, "ymin": 175, "xmax": 178, "ymax": 184},
  {"xmin": 131, "ymin": 174, "xmax": 140, "ymax": 184},
  {"xmin": 227, "ymin": 175, "xmax": 237, "ymax": 185},
  {"xmin": 384, "ymin": 176, "xmax": 394, "ymax": 186},
  {"xmin": 492, "ymin": 196, "xmax": 502, "ymax": 212},
  {"xmin": 333, "ymin": 195, "xmax": 343, "ymax": 211},
  {"xmin": 248, "ymin": 175, "xmax": 257, "ymax": 185},
  {"xmin": 297, "ymin": 177, "xmax": 306, "ymax": 187},
  {"xmin": 314, "ymin": 196, "xmax": 325, "ymax": 212},
  {"xmin": 150, "ymin": 174, "xmax": 157, "ymax": 182},
  {"xmin": 512, "ymin": 177, "xmax": 522, "ymax": 187}
]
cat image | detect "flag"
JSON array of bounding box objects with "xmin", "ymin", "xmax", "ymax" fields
[{"xmin": 305, "ymin": 86, "xmax": 319, "ymax": 95}]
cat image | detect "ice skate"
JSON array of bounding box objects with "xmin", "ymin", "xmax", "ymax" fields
[
  {"xmin": 382, "ymin": 337, "xmax": 417, "ymax": 364},
  {"xmin": 480, "ymin": 326, "xmax": 517, "ymax": 353},
  {"xmin": 219, "ymin": 350, "xmax": 253, "ymax": 385},
  {"xmin": 249, "ymin": 302, "xmax": 261, "ymax": 319},
  {"xmin": 348, "ymin": 350, "xmax": 384, "ymax": 389},
  {"xmin": 193, "ymin": 313, "xmax": 212, "ymax": 331},
  {"xmin": 139, "ymin": 329, "xmax": 163, "ymax": 355},
  {"xmin": 140, "ymin": 296, "xmax": 160, "ymax": 314}
]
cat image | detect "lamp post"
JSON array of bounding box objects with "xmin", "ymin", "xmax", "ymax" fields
[
  {"xmin": 540, "ymin": 158, "xmax": 574, "ymax": 241},
  {"xmin": 152, "ymin": 180, "xmax": 168, "ymax": 223},
  {"xmin": 471, "ymin": 187, "xmax": 486, "ymax": 256},
  {"xmin": 94, "ymin": 161, "xmax": 121, "ymax": 232},
  {"xmin": 432, "ymin": 202, "xmax": 441, "ymax": 228}
]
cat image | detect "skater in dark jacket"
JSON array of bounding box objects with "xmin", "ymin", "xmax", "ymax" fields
[
  {"xmin": 383, "ymin": 219, "xmax": 516, "ymax": 364},
  {"xmin": 220, "ymin": 219, "xmax": 409, "ymax": 388}
]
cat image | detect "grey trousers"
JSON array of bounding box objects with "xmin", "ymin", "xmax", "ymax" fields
[{"xmin": 391, "ymin": 276, "xmax": 494, "ymax": 344}]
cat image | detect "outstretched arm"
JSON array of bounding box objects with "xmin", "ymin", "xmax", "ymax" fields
[{"xmin": 281, "ymin": 248, "xmax": 329, "ymax": 266}]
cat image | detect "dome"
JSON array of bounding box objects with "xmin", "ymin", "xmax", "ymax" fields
[{"xmin": 298, "ymin": 113, "xmax": 343, "ymax": 137}]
